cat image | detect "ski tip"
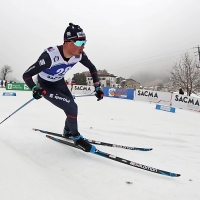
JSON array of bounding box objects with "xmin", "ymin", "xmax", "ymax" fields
[
  {"xmin": 158, "ymin": 170, "xmax": 181, "ymax": 177},
  {"xmin": 135, "ymin": 148, "xmax": 153, "ymax": 151},
  {"xmin": 169, "ymin": 172, "xmax": 181, "ymax": 177},
  {"xmin": 171, "ymin": 173, "xmax": 181, "ymax": 177},
  {"xmin": 143, "ymin": 148, "xmax": 153, "ymax": 151}
]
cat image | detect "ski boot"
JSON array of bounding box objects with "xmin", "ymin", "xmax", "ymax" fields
[
  {"xmin": 62, "ymin": 128, "xmax": 72, "ymax": 139},
  {"xmin": 70, "ymin": 135, "xmax": 96, "ymax": 153}
]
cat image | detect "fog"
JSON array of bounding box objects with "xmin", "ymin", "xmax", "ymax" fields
[{"xmin": 1, "ymin": 0, "xmax": 200, "ymax": 84}]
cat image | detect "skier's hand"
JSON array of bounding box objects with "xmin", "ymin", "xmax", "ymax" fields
[
  {"xmin": 94, "ymin": 83, "xmax": 104, "ymax": 101},
  {"xmin": 32, "ymin": 86, "xmax": 46, "ymax": 99}
]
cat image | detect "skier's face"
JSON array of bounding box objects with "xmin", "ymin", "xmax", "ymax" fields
[{"xmin": 66, "ymin": 38, "xmax": 86, "ymax": 56}]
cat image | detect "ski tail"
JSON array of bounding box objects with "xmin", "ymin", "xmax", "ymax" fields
[{"xmin": 46, "ymin": 135, "xmax": 79, "ymax": 149}]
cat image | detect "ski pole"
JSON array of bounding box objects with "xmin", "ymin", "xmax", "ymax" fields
[
  {"xmin": 0, "ymin": 97, "xmax": 35, "ymax": 124},
  {"xmin": 75, "ymin": 94, "xmax": 95, "ymax": 97},
  {"xmin": 74, "ymin": 90, "xmax": 95, "ymax": 98}
]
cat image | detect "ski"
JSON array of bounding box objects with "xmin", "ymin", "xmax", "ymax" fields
[
  {"xmin": 46, "ymin": 135, "xmax": 180, "ymax": 177},
  {"xmin": 33, "ymin": 128, "xmax": 152, "ymax": 151}
]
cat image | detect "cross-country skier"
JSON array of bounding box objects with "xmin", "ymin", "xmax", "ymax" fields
[{"xmin": 23, "ymin": 23, "xmax": 104, "ymax": 152}]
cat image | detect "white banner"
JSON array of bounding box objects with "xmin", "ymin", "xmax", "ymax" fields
[
  {"xmin": 135, "ymin": 89, "xmax": 200, "ymax": 112},
  {"xmin": 70, "ymin": 85, "xmax": 95, "ymax": 95},
  {"xmin": 67, "ymin": 86, "xmax": 200, "ymax": 112},
  {"xmin": 171, "ymin": 94, "xmax": 200, "ymax": 112},
  {"xmin": 135, "ymin": 89, "xmax": 172, "ymax": 105}
]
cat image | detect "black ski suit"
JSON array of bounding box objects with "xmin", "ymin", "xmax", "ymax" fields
[{"xmin": 23, "ymin": 45, "xmax": 99, "ymax": 136}]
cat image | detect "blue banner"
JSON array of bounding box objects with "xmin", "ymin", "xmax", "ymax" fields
[
  {"xmin": 155, "ymin": 104, "xmax": 176, "ymax": 113},
  {"xmin": 2, "ymin": 92, "xmax": 16, "ymax": 96},
  {"xmin": 103, "ymin": 87, "xmax": 134, "ymax": 100}
]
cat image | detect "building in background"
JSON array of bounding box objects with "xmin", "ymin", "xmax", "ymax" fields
[
  {"xmin": 82, "ymin": 70, "xmax": 117, "ymax": 87},
  {"xmin": 121, "ymin": 79, "xmax": 140, "ymax": 89},
  {"xmin": 82, "ymin": 70, "xmax": 140, "ymax": 88}
]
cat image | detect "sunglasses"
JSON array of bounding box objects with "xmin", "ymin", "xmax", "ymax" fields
[{"xmin": 72, "ymin": 40, "xmax": 86, "ymax": 47}]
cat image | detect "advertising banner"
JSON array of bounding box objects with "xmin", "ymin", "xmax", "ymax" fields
[
  {"xmin": 6, "ymin": 83, "xmax": 31, "ymax": 91},
  {"xmin": 135, "ymin": 89, "xmax": 171, "ymax": 105},
  {"xmin": 71, "ymin": 85, "xmax": 95, "ymax": 95},
  {"xmin": 135, "ymin": 89, "xmax": 200, "ymax": 112},
  {"xmin": 103, "ymin": 87, "xmax": 134, "ymax": 100},
  {"xmin": 2, "ymin": 92, "xmax": 16, "ymax": 96},
  {"xmin": 155, "ymin": 104, "xmax": 176, "ymax": 113},
  {"xmin": 171, "ymin": 94, "xmax": 200, "ymax": 112}
]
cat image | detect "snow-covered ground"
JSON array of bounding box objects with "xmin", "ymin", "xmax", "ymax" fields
[{"xmin": 0, "ymin": 88, "xmax": 200, "ymax": 200}]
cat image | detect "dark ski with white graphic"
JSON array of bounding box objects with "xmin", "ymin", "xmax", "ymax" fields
[
  {"xmin": 33, "ymin": 128, "xmax": 152, "ymax": 151},
  {"xmin": 46, "ymin": 135, "xmax": 180, "ymax": 177}
]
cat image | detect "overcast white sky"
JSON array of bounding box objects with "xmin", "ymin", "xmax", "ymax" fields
[{"xmin": 1, "ymin": 0, "xmax": 200, "ymax": 82}]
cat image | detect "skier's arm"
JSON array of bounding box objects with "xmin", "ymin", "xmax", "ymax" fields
[
  {"xmin": 80, "ymin": 52, "xmax": 103, "ymax": 101},
  {"xmin": 79, "ymin": 52, "xmax": 99, "ymax": 84},
  {"xmin": 22, "ymin": 51, "xmax": 52, "ymax": 90}
]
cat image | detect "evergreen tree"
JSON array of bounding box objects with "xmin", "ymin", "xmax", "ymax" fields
[{"xmin": 72, "ymin": 73, "xmax": 87, "ymax": 85}]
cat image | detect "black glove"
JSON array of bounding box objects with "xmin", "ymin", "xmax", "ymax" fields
[
  {"xmin": 94, "ymin": 84, "xmax": 104, "ymax": 101},
  {"xmin": 32, "ymin": 86, "xmax": 46, "ymax": 99}
]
